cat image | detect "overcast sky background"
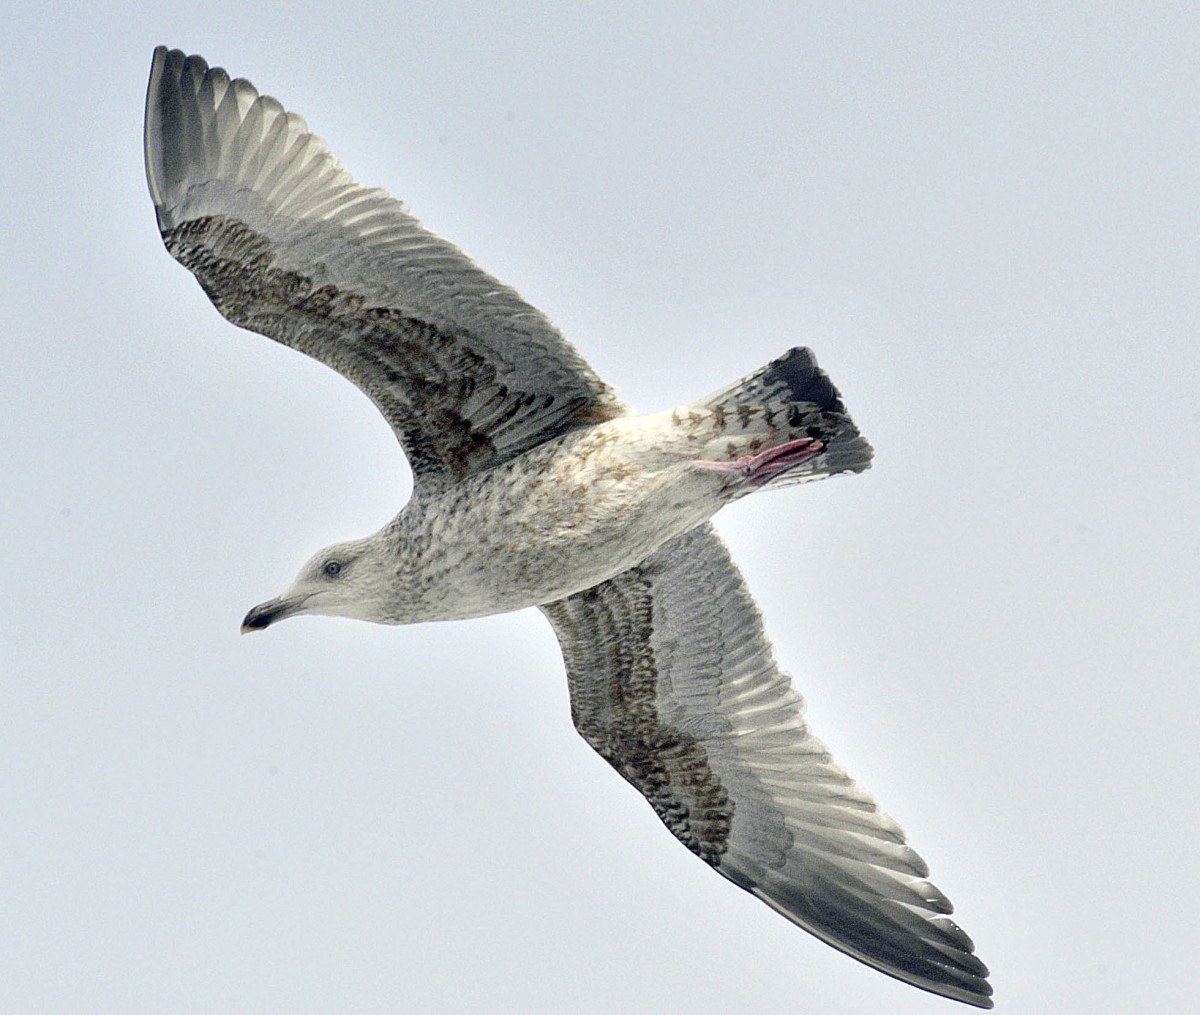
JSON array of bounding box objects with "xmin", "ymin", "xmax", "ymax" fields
[{"xmin": 3, "ymin": 4, "xmax": 1197, "ymax": 1013}]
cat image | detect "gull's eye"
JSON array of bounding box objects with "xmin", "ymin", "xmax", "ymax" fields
[{"xmin": 322, "ymin": 560, "xmax": 342, "ymax": 577}]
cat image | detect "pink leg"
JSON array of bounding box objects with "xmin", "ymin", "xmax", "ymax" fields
[{"xmin": 691, "ymin": 437, "xmax": 824, "ymax": 486}]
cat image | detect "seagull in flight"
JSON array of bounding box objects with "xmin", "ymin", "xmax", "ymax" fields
[{"xmin": 144, "ymin": 46, "xmax": 991, "ymax": 1008}]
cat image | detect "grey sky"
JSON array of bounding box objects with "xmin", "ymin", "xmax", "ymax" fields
[{"xmin": 3, "ymin": 4, "xmax": 1197, "ymax": 1013}]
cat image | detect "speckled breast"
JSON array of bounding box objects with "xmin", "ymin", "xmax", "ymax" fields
[{"xmin": 401, "ymin": 421, "xmax": 723, "ymax": 621}]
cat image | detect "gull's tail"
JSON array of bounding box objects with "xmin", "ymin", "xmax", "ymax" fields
[{"xmin": 689, "ymin": 347, "xmax": 873, "ymax": 490}]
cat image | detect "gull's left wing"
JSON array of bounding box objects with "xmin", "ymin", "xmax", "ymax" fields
[
  {"xmin": 145, "ymin": 47, "xmax": 626, "ymax": 489},
  {"xmin": 540, "ymin": 524, "xmax": 993, "ymax": 1009}
]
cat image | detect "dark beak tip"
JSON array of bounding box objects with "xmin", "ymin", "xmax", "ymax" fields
[
  {"xmin": 240, "ymin": 604, "xmax": 275, "ymax": 633},
  {"xmin": 241, "ymin": 596, "xmax": 304, "ymax": 633}
]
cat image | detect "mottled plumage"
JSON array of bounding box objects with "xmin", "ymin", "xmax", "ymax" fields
[{"xmin": 145, "ymin": 46, "xmax": 991, "ymax": 1008}]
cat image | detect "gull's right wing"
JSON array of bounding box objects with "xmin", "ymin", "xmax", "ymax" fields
[{"xmin": 145, "ymin": 47, "xmax": 626, "ymax": 489}]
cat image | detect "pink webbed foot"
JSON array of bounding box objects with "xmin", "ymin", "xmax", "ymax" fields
[{"xmin": 691, "ymin": 437, "xmax": 825, "ymax": 487}]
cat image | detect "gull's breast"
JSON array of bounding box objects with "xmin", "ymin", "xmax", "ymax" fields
[{"xmin": 401, "ymin": 419, "xmax": 724, "ymax": 621}]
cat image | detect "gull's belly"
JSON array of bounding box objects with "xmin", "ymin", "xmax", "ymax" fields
[{"xmin": 407, "ymin": 427, "xmax": 720, "ymax": 620}]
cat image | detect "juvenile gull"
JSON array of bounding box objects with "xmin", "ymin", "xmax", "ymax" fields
[{"xmin": 144, "ymin": 47, "xmax": 992, "ymax": 1008}]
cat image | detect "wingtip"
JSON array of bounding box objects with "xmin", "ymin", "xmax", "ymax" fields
[
  {"xmin": 145, "ymin": 46, "xmax": 225, "ymax": 230},
  {"xmin": 143, "ymin": 46, "xmax": 171, "ymax": 212},
  {"xmin": 745, "ymin": 879, "xmax": 993, "ymax": 1009}
]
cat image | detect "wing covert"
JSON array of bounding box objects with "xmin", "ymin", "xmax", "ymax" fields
[
  {"xmin": 145, "ymin": 46, "xmax": 626, "ymax": 486},
  {"xmin": 541, "ymin": 524, "xmax": 992, "ymax": 1009}
]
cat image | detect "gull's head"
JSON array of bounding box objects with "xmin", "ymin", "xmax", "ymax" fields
[{"xmin": 241, "ymin": 534, "xmax": 394, "ymax": 632}]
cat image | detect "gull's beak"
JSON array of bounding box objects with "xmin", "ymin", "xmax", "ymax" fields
[{"xmin": 241, "ymin": 595, "xmax": 308, "ymax": 633}]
